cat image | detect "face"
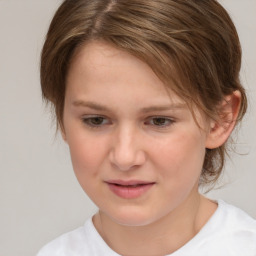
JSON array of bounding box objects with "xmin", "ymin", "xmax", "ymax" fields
[{"xmin": 63, "ymin": 41, "xmax": 211, "ymax": 226}]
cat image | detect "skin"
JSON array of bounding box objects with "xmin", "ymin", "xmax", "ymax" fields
[{"xmin": 62, "ymin": 41, "xmax": 240, "ymax": 255}]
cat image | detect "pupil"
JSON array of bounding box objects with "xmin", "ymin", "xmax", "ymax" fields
[
  {"xmin": 92, "ymin": 117, "xmax": 103, "ymax": 125},
  {"xmin": 154, "ymin": 118, "xmax": 166, "ymax": 125}
]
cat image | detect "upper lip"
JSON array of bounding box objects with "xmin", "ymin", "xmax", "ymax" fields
[{"xmin": 105, "ymin": 180, "xmax": 155, "ymax": 186}]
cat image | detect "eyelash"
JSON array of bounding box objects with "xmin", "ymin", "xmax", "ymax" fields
[
  {"xmin": 145, "ymin": 116, "xmax": 175, "ymax": 128},
  {"xmin": 82, "ymin": 116, "xmax": 110, "ymax": 129},
  {"xmin": 81, "ymin": 116, "xmax": 175, "ymax": 129}
]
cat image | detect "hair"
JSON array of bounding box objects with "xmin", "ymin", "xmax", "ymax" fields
[{"xmin": 40, "ymin": 0, "xmax": 247, "ymax": 186}]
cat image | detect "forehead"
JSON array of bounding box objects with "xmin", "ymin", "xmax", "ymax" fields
[
  {"xmin": 65, "ymin": 41, "xmax": 208, "ymax": 127},
  {"xmin": 67, "ymin": 41, "xmax": 183, "ymax": 104},
  {"xmin": 69, "ymin": 41, "xmax": 162, "ymax": 86}
]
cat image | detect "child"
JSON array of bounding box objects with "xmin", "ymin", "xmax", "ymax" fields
[{"xmin": 38, "ymin": 0, "xmax": 256, "ymax": 255}]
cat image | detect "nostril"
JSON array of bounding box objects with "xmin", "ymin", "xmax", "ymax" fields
[
  {"xmin": 109, "ymin": 149, "xmax": 146, "ymax": 171},
  {"xmin": 109, "ymin": 133, "xmax": 146, "ymax": 171},
  {"xmin": 109, "ymin": 149, "xmax": 136, "ymax": 171}
]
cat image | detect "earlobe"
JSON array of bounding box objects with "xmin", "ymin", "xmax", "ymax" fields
[
  {"xmin": 60, "ymin": 126, "xmax": 67, "ymax": 142},
  {"xmin": 61, "ymin": 132, "xmax": 67, "ymax": 142},
  {"xmin": 205, "ymin": 90, "xmax": 241, "ymax": 149}
]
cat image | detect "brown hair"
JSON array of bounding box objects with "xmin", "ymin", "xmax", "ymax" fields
[{"xmin": 41, "ymin": 0, "xmax": 247, "ymax": 186}]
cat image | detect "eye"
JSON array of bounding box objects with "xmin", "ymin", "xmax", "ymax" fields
[
  {"xmin": 82, "ymin": 116, "xmax": 110, "ymax": 128},
  {"xmin": 145, "ymin": 117, "xmax": 174, "ymax": 128}
]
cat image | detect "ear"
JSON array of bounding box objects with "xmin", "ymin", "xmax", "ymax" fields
[
  {"xmin": 205, "ymin": 90, "xmax": 241, "ymax": 149},
  {"xmin": 60, "ymin": 125, "xmax": 67, "ymax": 142}
]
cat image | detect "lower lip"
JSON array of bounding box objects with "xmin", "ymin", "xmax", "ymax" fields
[{"xmin": 107, "ymin": 183, "xmax": 154, "ymax": 199}]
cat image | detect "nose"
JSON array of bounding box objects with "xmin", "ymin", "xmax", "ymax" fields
[{"xmin": 109, "ymin": 125, "xmax": 146, "ymax": 171}]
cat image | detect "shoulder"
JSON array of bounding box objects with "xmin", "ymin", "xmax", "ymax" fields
[
  {"xmin": 37, "ymin": 223, "xmax": 89, "ymax": 256},
  {"xmin": 37, "ymin": 217, "xmax": 119, "ymax": 256},
  {"xmin": 216, "ymin": 200, "xmax": 256, "ymax": 232},
  {"xmin": 197, "ymin": 200, "xmax": 256, "ymax": 255},
  {"xmin": 174, "ymin": 200, "xmax": 256, "ymax": 256}
]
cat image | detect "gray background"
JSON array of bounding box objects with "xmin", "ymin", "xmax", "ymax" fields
[{"xmin": 0, "ymin": 0, "xmax": 255, "ymax": 255}]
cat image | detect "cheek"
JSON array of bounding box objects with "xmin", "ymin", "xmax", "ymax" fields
[
  {"xmin": 152, "ymin": 131, "xmax": 206, "ymax": 184},
  {"xmin": 67, "ymin": 132, "xmax": 108, "ymax": 179}
]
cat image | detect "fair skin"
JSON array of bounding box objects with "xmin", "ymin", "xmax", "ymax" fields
[{"xmin": 62, "ymin": 41, "xmax": 241, "ymax": 255}]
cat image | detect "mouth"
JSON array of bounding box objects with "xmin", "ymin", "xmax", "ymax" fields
[{"xmin": 105, "ymin": 180, "xmax": 155, "ymax": 199}]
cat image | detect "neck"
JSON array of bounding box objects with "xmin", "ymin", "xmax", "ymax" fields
[{"xmin": 93, "ymin": 194, "xmax": 216, "ymax": 256}]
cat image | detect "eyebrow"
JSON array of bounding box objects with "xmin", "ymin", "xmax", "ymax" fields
[
  {"xmin": 140, "ymin": 103, "xmax": 187, "ymax": 113},
  {"xmin": 72, "ymin": 100, "xmax": 110, "ymax": 111},
  {"xmin": 72, "ymin": 100, "xmax": 187, "ymax": 112}
]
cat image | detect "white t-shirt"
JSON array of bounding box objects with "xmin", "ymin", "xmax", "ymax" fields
[{"xmin": 37, "ymin": 200, "xmax": 256, "ymax": 256}]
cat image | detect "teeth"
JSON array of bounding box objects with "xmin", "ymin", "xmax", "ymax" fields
[{"xmin": 115, "ymin": 184, "xmax": 142, "ymax": 187}]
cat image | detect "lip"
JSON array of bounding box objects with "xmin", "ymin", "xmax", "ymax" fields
[{"xmin": 105, "ymin": 180, "xmax": 155, "ymax": 199}]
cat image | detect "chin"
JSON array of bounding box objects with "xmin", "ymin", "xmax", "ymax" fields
[{"xmin": 105, "ymin": 208, "xmax": 161, "ymax": 227}]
